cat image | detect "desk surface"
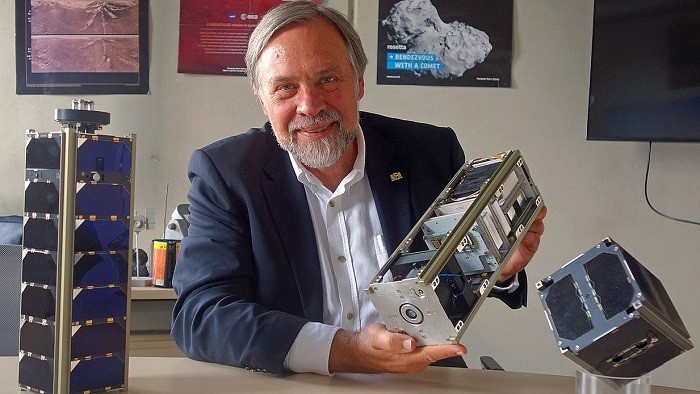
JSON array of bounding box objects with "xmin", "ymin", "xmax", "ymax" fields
[
  {"xmin": 131, "ymin": 286, "xmax": 178, "ymax": 300},
  {"xmin": 1, "ymin": 356, "xmax": 697, "ymax": 394}
]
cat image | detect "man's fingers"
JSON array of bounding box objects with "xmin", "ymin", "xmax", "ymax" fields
[
  {"xmin": 366, "ymin": 324, "xmax": 415, "ymax": 353},
  {"xmin": 498, "ymin": 205, "xmax": 547, "ymax": 282},
  {"xmin": 533, "ymin": 204, "xmax": 547, "ymax": 222},
  {"xmin": 415, "ymin": 344, "xmax": 468, "ymax": 364},
  {"xmin": 527, "ymin": 220, "xmax": 545, "ymax": 237},
  {"xmin": 331, "ymin": 324, "xmax": 471, "ymax": 373}
]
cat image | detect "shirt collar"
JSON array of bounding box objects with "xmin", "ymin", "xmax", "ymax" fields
[{"xmin": 288, "ymin": 126, "xmax": 366, "ymax": 193}]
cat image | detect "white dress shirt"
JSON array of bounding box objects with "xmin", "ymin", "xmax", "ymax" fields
[{"xmin": 283, "ymin": 129, "xmax": 391, "ymax": 374}]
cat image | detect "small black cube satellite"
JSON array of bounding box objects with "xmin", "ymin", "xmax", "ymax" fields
[{"xmin": 537, "ymin": 238, "xmax": 693, "ymax": 378}]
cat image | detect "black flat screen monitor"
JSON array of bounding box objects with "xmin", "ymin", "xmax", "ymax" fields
[{"xmin": 587, "ymin": 0, "xmax": 700, "ymax": 142}]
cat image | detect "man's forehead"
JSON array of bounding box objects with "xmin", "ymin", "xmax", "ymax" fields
[
  {"xmin": 266, "ymin": 63, "xmax": 344, "ymax": 84},
  {"xmin": 258, "ymin": 25, "xmax": 351, "ymax": 78}
]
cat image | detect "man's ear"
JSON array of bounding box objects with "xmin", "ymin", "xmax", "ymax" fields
[{"xmin": 356, "ymin": 75, "xmax": 365, "ymax": 101}]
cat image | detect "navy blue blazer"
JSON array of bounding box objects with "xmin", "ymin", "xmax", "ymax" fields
[{"xmin": 171, "ymin": 112, "xmax": 527, "ymax": 374}]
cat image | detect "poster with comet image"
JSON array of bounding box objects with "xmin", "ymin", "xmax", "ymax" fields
[{"xmin": 378, "ymin": 0, "xmax": 513, "ymax": 87}]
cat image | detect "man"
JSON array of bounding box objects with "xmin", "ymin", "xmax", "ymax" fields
[{"xmin": 171, "ymin": 1, "xmax": 546, "ymax": 376}]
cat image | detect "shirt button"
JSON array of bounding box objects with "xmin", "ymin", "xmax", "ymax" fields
[
  {"xmin": 329, "ymin": 200, "xmax": 335, "ymax": 207},
  {"xmin": 346, "ymin": 313, "xmax": 354, "ymax": 320},
  {"xmin": 337, "ymin": 255, "xmax": 346, "ymax": 263}
]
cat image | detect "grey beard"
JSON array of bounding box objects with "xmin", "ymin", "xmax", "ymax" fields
[{"xmin": 277, "ymin": 110, "xmax": 358, "ymax": 169}]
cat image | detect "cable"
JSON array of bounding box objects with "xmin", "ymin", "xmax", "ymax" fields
[
  {"xmin": 644, "ymin": 142, "xmax": 700, "ymax": 226},
  {"xmin": 439, "ymin": 273, "xmax": 469, "ymax": 308},
  {"xmin": 163, "ymin": 184, "xmax": 169, "ymax": 238}
]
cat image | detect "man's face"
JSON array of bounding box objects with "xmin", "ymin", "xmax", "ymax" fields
[{"xmin": 255, "ymin": 17, "xmax": 365, "ymax": 169}]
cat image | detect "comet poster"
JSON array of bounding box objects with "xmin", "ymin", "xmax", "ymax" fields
[
  {"xmin": 378, "ymin": 0, "xmax": 513, "ymax": 87},
  {"xmin": 15, "ymin": 0, "xmax": 149, "ymax": 95},
  {"xmin": 178, "ymin": 0, "xmax": 322, "ymax": 75}
]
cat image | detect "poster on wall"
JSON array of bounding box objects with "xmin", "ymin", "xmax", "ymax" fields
[
  {"xmin": 15, "ymin": 0, "xmax": 149, "ymax": 95},
  {"xmin": 378, "ymin": 0, "xmax": 513, "ymax": 87},
  {"xmin": 178, "ymin": 0, "xmax": 322, "ymax": 75}
]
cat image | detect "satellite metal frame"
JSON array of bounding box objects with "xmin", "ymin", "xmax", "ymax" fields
[{"xmin": 366, "ymin": 149, "xmax": 543, "ymax": 346}]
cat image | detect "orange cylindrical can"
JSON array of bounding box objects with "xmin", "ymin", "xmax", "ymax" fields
[{"xmin": 151, "ymin": 239, "xmax": 179, "ymax": 287}]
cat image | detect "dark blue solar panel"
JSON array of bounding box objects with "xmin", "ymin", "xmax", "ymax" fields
[
  {"xmin": 74, "ymin": 220, "xmax": 129, "ymax": 252},
  {"xmin": 26, "ymin": 219, "xmax": 132, "ymax": 253},
  {"xmin": 19, "ymin": 355, "xmax": 53, "ymax": 393},
  {"xmin": 72, "ymin": 287, "xmax": 127, "ymax": 322},
  {"xmin": 74, "ymin": 252, "xmax": 128, "ymax": 288},
  {"xmin": 26, "ymin": 136, "xmax": 61, "ymax": 170},
  {"xmin": 21, "ymin": 285, "xmax": 56, "ymax": 321},
  {"xmin": 24, "ymin": 182, "xmax": 60, "ymax": 215},
  {"xmin": 20, "ymin": 132, "xmax": 133, "ymax": 394},
  {"xmin": 71, "ymin": 322, "xmax": 126, "ymax": 359},
  {"xmin": 19, "ymin": 321, "xmax": 54, "ymax": 358},
  {"xmin": 76, "ymin": 138, "xmax": 132, "ymax": 174},
  {"xmin": 75, "ymin": 184, "xmax": 131, "ymax": 217},
  {"xmin": 70, "ymin": 355, "xmax": 125, "ymax": 392},
  {"xmin": 22, "ymin": 251, "xmax": 57, "ymax": 286},
  {"xmin": 23, "ymin": 218, "xmax": 58, "ymax": 251}
]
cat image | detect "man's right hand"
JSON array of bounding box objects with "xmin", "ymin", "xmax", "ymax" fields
[{"xmin": 327, "ymin": 323, "xmax": 467, "ymax": 373}]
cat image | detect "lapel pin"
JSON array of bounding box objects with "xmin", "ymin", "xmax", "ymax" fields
[{"xmin": 390, "ymin": 172, "xmax": 403, "ymax": 181}]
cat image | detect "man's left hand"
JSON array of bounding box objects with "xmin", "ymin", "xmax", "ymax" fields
[{"xmin": 496, "ymin": 204, "xmax": 547, "ymax": 285}]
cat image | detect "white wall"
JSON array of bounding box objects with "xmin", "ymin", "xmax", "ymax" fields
[{"xmin": 0, "ymin": 0, "xmax": 698, "ymax": 390}]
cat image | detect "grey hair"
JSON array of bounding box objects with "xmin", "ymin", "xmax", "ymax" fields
[{"xmin": 245, "ymin": 1, "xmax": 368, "ymax": 93}]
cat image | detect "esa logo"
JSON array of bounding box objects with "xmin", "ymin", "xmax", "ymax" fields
[{"xmin": 241, "ymin": 13, "xmax": 259, "ymax": 20}]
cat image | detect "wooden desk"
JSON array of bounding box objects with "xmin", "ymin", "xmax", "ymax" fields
[{"xmin": 1, "ymin": 356, "xmax": 697, "ymax": 394}]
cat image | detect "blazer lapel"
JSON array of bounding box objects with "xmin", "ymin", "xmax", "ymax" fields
[
  {"xmin": 362, "ymin": 118, "xmax": 413, "ymax": 253},
  {"xmin": 260, "ymin": 134, "xmax": 323, "ymax": 322}
]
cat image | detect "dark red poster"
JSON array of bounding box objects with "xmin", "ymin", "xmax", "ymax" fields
[{"xmin": 178, "ymin": 0, "xmax": 321, "ymax": 75}]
